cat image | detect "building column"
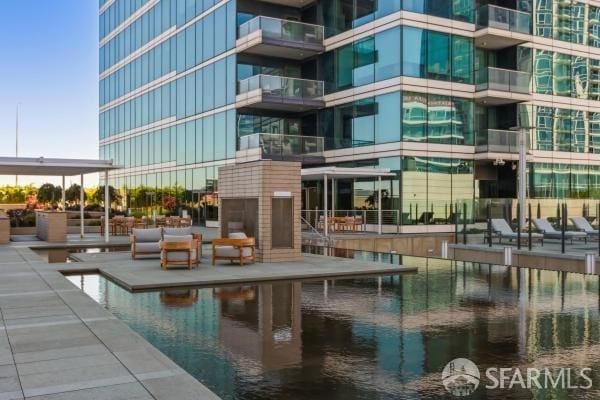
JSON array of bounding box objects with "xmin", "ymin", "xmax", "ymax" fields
[
  {"xmin": 518, "ymin": 127, "xmax": 527, "ymax": 226},
  {"xmin": 332, "ymin": 178, "xmax": 336, "ymax": 220},
  {"xmin": 323, "ymin": 174, "xmax": 328, "ymax": 237},
  {"xmin": 80, "ymin": 174, "xmax": 84, "ymax": 239},
  {"xmin": 378, "ymin": 176, "xmax": 382, "ymax": 235},
  {"xmin": 104, "ymin": 171, "xmax": 110, "ymax": 243},
  {"xmin": 61, "ymin": 176, "xmax": 66, "ymax": 211}
]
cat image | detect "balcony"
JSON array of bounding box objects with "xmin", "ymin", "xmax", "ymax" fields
[
  {"xmin": 474, "ymin": 67, "xmax": 531, "ymax": 104},
  {"xmin": 476, "ymin": 129, "xmax": 524, "ymax": 157},
  {"xmin": 237, "ymin": 16, "xmax": 324, "ymax": 60},
  {"xmin": 475, "ymin": 5, "xmax": 531, "ymax": 49},
  {"xmin": 238, "ymin": 133, "xmax": 325, "ymax": 164},
  {"xmin": 236, "ymin": 74, "xmax": 325, "ymax": 112}
]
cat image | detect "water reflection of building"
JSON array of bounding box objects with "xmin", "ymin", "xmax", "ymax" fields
[{"xmin": 217, "ymin": 283, "xmax": 302, "ymax": 371}]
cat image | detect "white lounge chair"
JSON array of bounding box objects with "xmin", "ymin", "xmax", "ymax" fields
[
  {"xmin": 570, "ymin": 216, "xmax": 599, "ymax": 238},
  {"xmin": 490, "ymin": 219, "xmax": 543, "ymax": 244},
  {"xmin": 532, "ymin": 218, "xmax": 587, "ymax": 243}
]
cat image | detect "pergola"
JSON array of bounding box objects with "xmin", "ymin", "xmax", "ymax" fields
[
  {"xmin": 301, "ymin": 166, "xmax": 396, "ymax": 235},
  {"xmin": 0, "ymin": 157, "xmax": 120, "ymax": 243}
]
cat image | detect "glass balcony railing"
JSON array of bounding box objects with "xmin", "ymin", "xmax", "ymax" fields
[
  {"xmin": 238, "ymin": 75, "xmax": 324, "ymax": 100},
  {"xmin": 476, "ymin": 129, "xmax": 528, "ymax": 153},
  {"xmin": 475, "ymin": 67, "xmax": 530, "ymax": 94},
  {"xmin": 239, "ymin": 16, "xmax": 324, "ymax": 46},
  {"xmin": 476, "ymin": 5, "xmax": 531, "ymax": 34},
  {"xmin": 239, "ymin": 133, "xmax": 324, "ymax": 157}
]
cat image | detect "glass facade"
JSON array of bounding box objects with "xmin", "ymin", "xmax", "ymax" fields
[
  {"xmin": 99, "ymin": 0, "xmax": 237, "ymax": 219},
  {"xmin": 100, "ymin": 0, "xmax": 600, "ymax": 225}
]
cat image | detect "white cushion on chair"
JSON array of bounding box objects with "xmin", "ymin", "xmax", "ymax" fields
[
  {"xmin": 160, "ymin": 235, "xmax": 196, "ymax": 262},
  {"xmin": 133, "ymin": 228, "xmax": 162, "ymax": 242},
  {"xmin": 163, "ymin": 234, "xmax": 192, "ymax": 242},
  {"xmin": 164, "ymin": 227, "xmax": 192, "ymax": 236},
  {"xmin": 228, "ymin": 232, "xmax": 248, "ymax": 239},
  {"xmin": 214, "ymin": 245, "xmax": 252, "ymax": 258},
  {"xmin": 135, "ymin": 242, "xmax": 161, "ymax": 253}
]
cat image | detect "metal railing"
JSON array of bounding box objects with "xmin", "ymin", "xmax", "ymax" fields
[
  {"xmin": 238, "ymin": 74, "xmax": 324, "ymax": 100},
  {"xmin": 239, "ymin": 16, "xmax": 324, "ymax": 46},
  {"xmin": 476, "ymin": 4, "xmax": 531, "ymax": 34},
  {"xmin": 476, "ymin": 129, "xmax": 520, "ymax": 153},
  {"xmin": 301, "ymin": 206, "xmax": 473, "ymax": 234},
  {"xmin": 239, "ymin": 133, "xmax": 324, "ymax": 156},
  {"xmin": 475, "ymin": 67, "xmax": 530, "ymax": 93}
]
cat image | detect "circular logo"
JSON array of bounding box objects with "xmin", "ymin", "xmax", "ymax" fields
[{"xmin": 442, "ymin": 358, "xmax": 480, "ymax": 397}]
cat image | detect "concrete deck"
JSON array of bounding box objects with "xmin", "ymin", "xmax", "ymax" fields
[
  {"xmin": 61, "ymin": 251, "xmax": 416, "ymax": 291},
  {"xmin": 450, "ymin": 241, "xmax": 600, "ymax": 274},
  {"xmin": 0, "ymin": 246, "xmax": 220, "ymax": 400}
]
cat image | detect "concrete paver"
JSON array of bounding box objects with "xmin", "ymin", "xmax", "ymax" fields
[{"xmin": 0, "ymin": 246, "xmax": 220, "ymax": 400}]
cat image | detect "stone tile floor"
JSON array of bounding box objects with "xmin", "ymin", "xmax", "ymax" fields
[{"xmin": 0, "ymin": 246, "xmax": 219, "ymax": 400}]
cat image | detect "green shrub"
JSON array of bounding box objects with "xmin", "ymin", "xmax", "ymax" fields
[{"xmin": 22, "ymin": 213, "xmax": 36, "ymax": 227}]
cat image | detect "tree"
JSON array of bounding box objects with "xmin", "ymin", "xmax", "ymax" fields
[
  {"xmin": 364, "ymin": 189, "xmax": 391, "ymax": 209},
  {"xmin": 37, "ymin": 183, "xmax": 62, "ymax": 205},
  {"xmin": 65, "ymin": 183, "xmax": 86, "ymax": 205},
  {"xmin": 93, "ymin": 185, "xmax": 121, "ymax": 207}
]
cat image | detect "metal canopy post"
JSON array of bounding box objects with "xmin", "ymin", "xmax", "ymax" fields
[
  {"xmin": 61, "ymin": 176, "xmax": 66, "ymax": 211},
  {"xmin": 104, "ymin": 170, "xmax": 110, "ymax": 243},
  {"xmin": 378, "ymin": 176, "xmax": 382, "ymax": 235},
  {"xmin": 332, "ymin": 178, "xmax": 336, "ymax": 221},
  {"xmin": 324, "ymin": 174, "xmax": 328, "ymax": 237},
  {"xmin": 80, "ymin": 174, "xmax": 84, "ymax": 239}
]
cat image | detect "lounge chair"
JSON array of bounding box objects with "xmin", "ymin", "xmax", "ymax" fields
[
  {"xmin": 212, "ymin": 232, "xmax": 256, "ymax": 266},
  {"xmin": 490, "ymin": 218, "xmax": 543, "ymax": 244},
  {"xmin": 130, "ymin": 228, "xmax": 163, "ymax": 259},
  {"xmin": 532, "ymin": 218, "xmax": 587, "ymax": 243},
  {"xmin": 570, "ymin": 216, "xmax": 599, "ymax": 238},
  {"xmin": 160, "ymin": 234, "xmax": 199, "ymax": 270}
]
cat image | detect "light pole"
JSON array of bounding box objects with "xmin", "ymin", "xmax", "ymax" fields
[{"xmin": 15, "ymin": 105, "xmax": 19, "ymax": 186}]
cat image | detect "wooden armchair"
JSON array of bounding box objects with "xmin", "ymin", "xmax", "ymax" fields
[
  {"xmin": 211, "ymin": 234, "xmax": 256, "ymax": 266},
  {"xmin": 160, "ymin": 237, "xmax": 200, "ymax": 270}
]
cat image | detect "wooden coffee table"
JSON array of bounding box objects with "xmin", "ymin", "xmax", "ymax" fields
[{"xmin": 160, "ymin": 240, "xmax": 199, "ymax": 270}]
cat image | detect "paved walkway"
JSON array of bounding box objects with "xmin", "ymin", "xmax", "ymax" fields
[{"xmin": 0, "ymin": 246, "xmax": 219, "ymax": 400}]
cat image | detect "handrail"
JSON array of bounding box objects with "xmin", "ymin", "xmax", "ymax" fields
[
  {"xmin": 475, "ymin": 67, "xmax": 530, "ymax": 94},
  {"xmin": 239, "ymin": 133, "xmax": 324, "ymax": 155},
  {"xmin": 238, "ymin": 74, "xmax": 325, "ymax": 99},
  {"xmin": 239, "ymin": 15, "xmax": 325, "ymax": 40},
  {"xmin": 476, "ymin": 4, "xmax": 531, "ymax": 34}
]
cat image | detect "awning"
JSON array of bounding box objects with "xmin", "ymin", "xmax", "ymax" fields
[
  {"xmin": 301, "ymin": 166, "xmax": 395, "ymax": 180},
  {"xmin": 0, "ymin": 157, "xmax": 121, "ymax": 243},
  {"xmin": 0, "ymin": 157, "xmax": 119, "ymax": 176}
]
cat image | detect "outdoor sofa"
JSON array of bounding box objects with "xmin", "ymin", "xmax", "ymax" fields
[{"xmin": 130, "ymin": 227, "xmax": 201, "ymax": 259}]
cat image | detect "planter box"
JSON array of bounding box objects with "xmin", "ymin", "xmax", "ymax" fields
[
  {"xmin": 0, "ymin": 217, "xmax": 9, "ymax": 244},
  {"xmin": 36, "ymin": 211, "xmax": 67, "ymax": 242},
  {"xmin": 10, "ymin": 227, "xmax": 37, "ymax": 235}
]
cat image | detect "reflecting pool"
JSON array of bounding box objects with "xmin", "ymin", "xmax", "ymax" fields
[{"xmin": 67, "ymin": 256, "xmax": 600, "ymax": 399}]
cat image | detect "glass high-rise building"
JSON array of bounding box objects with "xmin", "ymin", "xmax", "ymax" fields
[{"xmin": 99, "ymin": 0, "xmax": 600, "ymax": 226}]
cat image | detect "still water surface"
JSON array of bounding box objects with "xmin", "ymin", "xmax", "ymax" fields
[{"xmin": 67, "ymin": 254, "xmax": 600, "ymax": 399}]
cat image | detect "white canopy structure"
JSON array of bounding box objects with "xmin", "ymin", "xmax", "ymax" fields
[
  {"xmin": 301, "ymin": 167, "xmax": 396, "ymax": 235},
  {"xmin": 0, "ymin": 157, "xmax": 120, "ymax": 243}
]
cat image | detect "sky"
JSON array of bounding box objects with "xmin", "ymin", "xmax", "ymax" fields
[{"xmin": 0, "ymin": 1, "xmax": 99, "ymax": 187}]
